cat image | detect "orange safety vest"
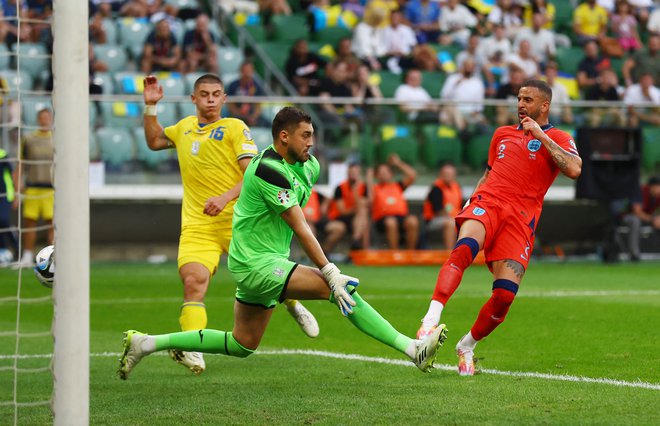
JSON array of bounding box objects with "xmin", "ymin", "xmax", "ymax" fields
[
  {"xmin": 327, "ymin": 180, "xmax": 366, "ymax": 220},
  {"xmin": 303, "ymin": 190, "xmax": 322, "ymax": 223},
  {"xmin": 372, "ymin": 182, "xmax": 409, "ymax": 221},
  {"xmin": 423, "ymin": 179, "xmax": 462, "ymax": 221}
]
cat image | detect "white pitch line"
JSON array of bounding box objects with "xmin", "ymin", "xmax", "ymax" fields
[{"xmin": 0, "ymin": 350, "xmax": 658, "ymax": 391}]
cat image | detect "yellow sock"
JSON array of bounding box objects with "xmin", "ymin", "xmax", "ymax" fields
[{"xmin": 179, "ymin": 302, "xmax": 207, "ymax": 331}]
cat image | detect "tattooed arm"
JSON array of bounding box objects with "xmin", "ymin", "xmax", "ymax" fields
[{"xmin": 521, "ymin": 117, "xmax": 582, "ymax": 179}]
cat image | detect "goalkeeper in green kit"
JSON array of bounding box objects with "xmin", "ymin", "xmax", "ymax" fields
[{"xmin": 118, "ymin": 107, "xmax": 447, "ymax": 379}]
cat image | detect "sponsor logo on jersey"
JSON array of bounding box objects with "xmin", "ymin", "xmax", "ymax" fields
[
  {"xmin": 191, "ymin": 141, "xmax": 200, "ymax": 156},
  {"xmin": 277, "ymin": 189, "xmax": 290, "ymax": 204},
  {"xmin": 292, "ymin": 176, "xmax": 300, "ymax": 188},
  {"xmin": 473, "ymin": 207, "xmax": 486, "ymax": 216},
  {"xmin": 272, "ymin": 267, "xmax": 284, "ymax": 277},
  {"xmin": 243, "ymin": 128, "xmax": 253, "ymax": 141},
  {"xmin": 242, "ymin": 143, "xmax": 257, "ymax": 151},
  {"xmin": 527, "ymin": 139, "xmax": 541, "ymax": 152}
]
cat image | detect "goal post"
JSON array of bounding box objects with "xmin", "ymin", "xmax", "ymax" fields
[{"xmin": 52, "ymin": 0, "xmax": 90, "ymax": 424}]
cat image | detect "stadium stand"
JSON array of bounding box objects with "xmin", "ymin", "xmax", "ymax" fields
[
  {"xmin": 96, "ymin": 127, "xmax": 136, "ymax": 169},
  {"xmin": 93, "ymin": 44, "xmax": 128, "ymax": 73},
  {"xmin": 420, "ymin": 125, "xmax": 463, "ymax": 168}
]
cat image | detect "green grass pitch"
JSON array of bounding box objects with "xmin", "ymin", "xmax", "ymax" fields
[{"xmin": 1, "ymin": 262, "xmax": 659, "ymax": 424}]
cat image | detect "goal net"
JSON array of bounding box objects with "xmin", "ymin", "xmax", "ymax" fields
[{"xmin": 0, "ymin": 1, "xmax": 89, "ymax": 424}]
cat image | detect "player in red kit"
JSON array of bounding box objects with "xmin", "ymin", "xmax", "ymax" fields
[{"xmin": 417, "ymin": 80, "xmax": 582, "ymax": 375}]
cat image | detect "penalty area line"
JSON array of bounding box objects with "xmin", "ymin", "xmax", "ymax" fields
[{"xmin": 1, "ymin": 350, "xmax": 658, "ymax": 391}]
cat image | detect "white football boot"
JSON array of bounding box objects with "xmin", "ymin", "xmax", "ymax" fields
[
  {"xmin": 413, "ymin": 324, "xmax": 448, "ymax": 372},
  {"xmin": 285, "ymin": 299, "xmax": 320, "ymax": 338},
  {"xmin": 169, "ymin": 350, "xmax": 206, "ymax": 375},
  {"xmin": 118, "ymin": 330, "xmax": 149, "ymax": 380}
]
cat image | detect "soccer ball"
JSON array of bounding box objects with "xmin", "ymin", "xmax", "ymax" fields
[{"xmin": 34, "ymin": 245, "xmax": 55, "ymax": 288}]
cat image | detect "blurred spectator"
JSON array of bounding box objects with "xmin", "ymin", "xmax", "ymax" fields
[
  {"xmin": 477, "ymin": 23, "xmax": 512, "ymax": 95},
  {"xmin": 334, "ymin": 37, "xmax": 362, "ymax": 80},
  {"xmin": 514, "ymin": 12, "xmax": 556, "ymax": 66},
  {"xmin": 89, "ymin": 11, "xmax": 108, "ymax": 44},
  {"xmin": 506, "ymin": 39, "xmax": 540, "ymax": 81},
  {"xmin": 364, "ymin": 0, "xmax": 399, "ymax": 27},
  {"xmin": 89, "ymin": 0, "xmax": 127, "ymax": 17},
  {"xmin": 394, "ymin": 68, "xmax": 438, "ymax": 123},
  {"xmin": 624, "ymin": 72, "xmax": 660, "ymax": 127},
  {"xmin": 318, "ymin": 60, "xmax": 360, "ymax": 133},
  {"xmin": 368, "ymin": 154, "xmax": 419, "ymax": 250},
  {"xmin": 440, "ymin": 58, "xmax": 486, "ymax": 133},
  {"xmin": 14, "ymin": 108, "xmax": 54, "ymax": 267},
  {"xmin": 351, "ymin": 5, "xmax": 388, "ymax": 70},
  {"xmin": 89, "ymin": 44, "xmax": 107, "ymax": 95},
  {"xmin": 0, "ymin": 0, "xmax": 36, "ymax": 45},
  {"xmin": 342, "ymin": 0, "xmax": 365, "ymax": 20},
  {"xmin": 141, "ymin": 19, "xmax": 181, "ymax": 73},
  {"xmin": 544, "ymin": 61, "xmax": 574, "ymax": 124},
  {"xmin": 622, "ymin": 176, "xmax": 660, "ymax": 261},
  {"xmin": 382, "ymin": 9, "xmax": 417, "ymax": 66},
  {"xmin": 402, "ymin": 43, "xmax": 443, "ymax": 72},
  {"xmin": 610, "ymin": 0, "xmax": 642, "ymax": 53},
  {"xmin": 423, "ymin": 162, "xmax": 462, "ymax": 249},
  {"xmin": 0, "ymin": 147, "xmax": 17, "ymax": 264},
  {"xmin": 302, "ymin": 189, "xmax": 347, "ymax": 255},
  {"xmin": 438, "ymin": 0, "xmax": 478, "ymax": 48},
  {"xmin": 622, "ymin": 34, "xmax": 660, "ymax": 86},
  {"xmin": 486, "ymin": 0, "xmax": 523, "ymax": 39},
  {"xmin": 285, "ymin": 39, "xmax": 328, "ymax": 96},
  {"xmin": 456, "ymin": 33, "xmax": 484, "ymax": 76},
  {"xmin": 326, "ymin": 162, "xmax": 370, "ymax": 250},
  {"xmin": 404, "ymin": 0, "xmax": 441, "ymax": 44},
  {"xmin": 120, "ymin": 0, "xmax": 162, "ymax": 17},
  {"xmin": 150, "ymin": 4, "xmax": 182, "ymax": 38},
  {"xmin": 352, "ymin": 64, "xmax": 394, "ymax": 125},
  {"xmin": 182, "ymin": 14, "xmax": 218, "ymax": 74},
  {"xmin": 585, "ymin": 68, "xmax": 625, "ymax": 127},
  {"xmin": 494, "ymin": 66, "xmax": 525, "ymax": 126},
  {"xmin": 258, "ymin": 0, "xmax": 292, "ymax": 15},
  {"xmin": 523, "ymin": 0, "xmax": 555, "ymax": 29},
  {"xmin": 577, "ymin": 40, "xmax": 611, "ymax": 92},
  {"xmin": 226, "ymin": 61, "xmax": 270, "ymax": 128},
  {"xmin": 649, "ymin": 7, "xmax": 660, "ymax": 34},
  {"xmin": 573, "ymin": 0, "xmax": 608, "ymax": 45},
  {"xmin": 26, "ymin": 0, "xmax": 52, "ymax": 43}
]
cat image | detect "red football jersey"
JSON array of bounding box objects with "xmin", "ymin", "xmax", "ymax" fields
[{"xmin": 478, "ymin": 124, "xmax": 579, "ymax": 219}]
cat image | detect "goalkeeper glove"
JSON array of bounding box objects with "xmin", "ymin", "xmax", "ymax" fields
[{"xmin": 321, "ymin": 263, "xmax": 359, "ymax": 316}]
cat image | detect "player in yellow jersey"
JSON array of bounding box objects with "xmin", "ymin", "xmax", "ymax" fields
[{"xmin": 142, "ymin": 74, "xmax": 319, "ymax": 375}]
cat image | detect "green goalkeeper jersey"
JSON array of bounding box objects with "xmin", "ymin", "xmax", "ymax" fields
[{"xmin": 228, "ymin": 145, "xmax": 320, "ymax": 268}]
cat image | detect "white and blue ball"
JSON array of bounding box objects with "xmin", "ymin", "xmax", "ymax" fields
[{"xmin": 34, "ymin": 245, "xmax": 55, "ymax": 288}]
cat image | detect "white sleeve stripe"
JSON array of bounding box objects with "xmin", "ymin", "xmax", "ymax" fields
[{"xmin": 237, "ymin": 153, "xmax": 256, "ymax": 160}]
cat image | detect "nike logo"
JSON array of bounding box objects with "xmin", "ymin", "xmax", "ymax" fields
[
  {"xmin": 491, "ymin": 315, "xmax": 502, "ymax": 321},
  {"xmin": 449, "ymin": 263, "xmax": 461, "ymax": 271},
  {"xmin": 198, "ymin": 330, "xmax": 204, "ymax": 343}
]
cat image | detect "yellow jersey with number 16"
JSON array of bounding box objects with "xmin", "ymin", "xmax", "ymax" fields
[{"xmin": 164, "ymin": 116, "xmax": 258, "ymax": 228}]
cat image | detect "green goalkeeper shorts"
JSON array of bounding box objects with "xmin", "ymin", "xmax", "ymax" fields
[{"xmin": 229, "ymin": 256, "xmax": 298, "ymax": 309}]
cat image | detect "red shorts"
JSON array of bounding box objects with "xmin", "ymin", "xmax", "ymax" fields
[{"xmin": 455, "ymin": 193, "xmax": 535, "ymax": 270}]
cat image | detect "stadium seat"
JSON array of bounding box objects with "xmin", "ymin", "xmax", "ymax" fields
[
  {"xmin": 100, "ymin": 101, "xmax": 142, "ymax": 128},
  {"xmin": 132, "ymin": 127, "xmax": 172, "ymax": 168},
  {"xmin": 465, "ymin": 133, "xmax": 491, "ymax": 169},
  {"xmin": 184, "ymin": 72, "xmax": 206, "ymax": 93},
  {"xmin": 422, "ymin": 71, "xmax": 446, "ymax": 98},
  {"xmin": 556, "ymin": 46, "xmax": 584, "ymax": 76},
  {"xmin": 377, "ymin": 71, "xmax": 403, "ymax": 98},
  {"xmin": 0, "ymin": 69, "xmax": 34, "ymax": 93},
  {"xmin": 21, "ymin": 96, "xmax": 52, "ymax": 127},
  {"xmin": 89, "ymin": 131, "xmax": 100, "ymax": 161},
  {"xmin": 98, "ymin": 17, "xmax": 118, "ymax": 45},
  {"xmin": 254, "ymin": 42, "xmax": 289, "ymax": 76},
  {"xmin": 260, "ymin": 102, "xmax": 291, "ymax": 123},
  {"xmin": 177, "ymin": 101, "xmax": 196, "ymax": 119},
  {"xmin": 90, "ymin": 101, "xmax": 98, "ymax": 127},
  {"xmin": 642, "ymin": 127, "xmax": 660, "ymax": 171},
  {"xmin": 218, "ymin": 46, "xmax": 245, "ymax": 76},
  {"xmin": 96, "ymin": 127, "xmax": 136, "ymax": 168},
  {"xmin": 12, "ymin": 43, "xmax": 50, "ymax": 81},
  {"xmin": 420, "ymin": 124, "xmax": 462, "ymax": 168},
  {"xmin": 250, "ymin": 127, "xmax": 273, "ymax": 152},
  {"xmin": 114, "ymin": 71, "xmax": 145, "ymax": 94},
  {"xmin": 155, "ymin": 101, "xmax": 178, "ymax": 125},
  {"xmin": 156, "ymin": 72, "xmax": 185, "ymax": 96},
  {"xmin": 270, "ymin": 14, "xmax": 309, "ymax": 42},
  {"xmin": 92, "ymin": 72, "xmax": 115, "ymax": 95},
  {"xmin": 311, "ymin": 26, "xmax": 352, "ymax": 46},
  {"xmin": 117, "ymin": 18, "xmax": 153, "ymax": 59},
  {"xmin": 0, "ymin": 44, "xmax": 10, "ymax": 69},
  {"xmin": 553, "ymin": 0, "xmax": 574, "ymax": 34},
  {"xmin": 376, "ymin": 125, "xmax": 419, "ymax": 165},
  {"xmin": 93, "ymin": 44, "xmax": 128, "ymax": 73},
  {"xmin": 358, "ymin": 129, "xmax": 376, "ymax": 166}
]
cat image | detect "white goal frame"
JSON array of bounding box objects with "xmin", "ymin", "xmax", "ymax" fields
[{"xmin": 52, "ymin": 1, "xmax": 89, "ymax": 424}]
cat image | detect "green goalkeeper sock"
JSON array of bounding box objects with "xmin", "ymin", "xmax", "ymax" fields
[
  {"xmin": 154, "ymin": 329, "xmax": 253, "ymax": 358},
  {"xmin": 345, "ymin": 291, "xmax": 413, "ymax": 355}
]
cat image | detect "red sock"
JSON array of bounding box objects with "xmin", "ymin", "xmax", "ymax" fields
[
  {"xmin": 432, "ymin": 239, "xmax": 478, "ymax": 305},
  {"xmin": 470, "ymin": 283, "xmax": 518, "ymax": 340}
]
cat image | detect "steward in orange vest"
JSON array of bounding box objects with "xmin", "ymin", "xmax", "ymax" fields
[{"xmin": 423, "ymin": 178, "xmax": 463, "ymax": 221}]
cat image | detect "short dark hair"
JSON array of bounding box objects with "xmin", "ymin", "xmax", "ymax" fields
[
  {"xmin": 648, "ymin": 176, "xmax": 660, "ymax": 187},
  {"xmin": 271, "ymin": 106, "xmax": 312, "ymax": 141},
  {"xmin": 193, "ymin": 74, "xmax": 223, "ymax": 92},
  {"xmin": 522, "ymin": 79, "xmax": 553, "ymax": 102}
]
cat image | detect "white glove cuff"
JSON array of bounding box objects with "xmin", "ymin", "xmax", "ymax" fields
[{"xmin": 321, "ymin": 263, "xmax": 340, "ymax": 281}]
